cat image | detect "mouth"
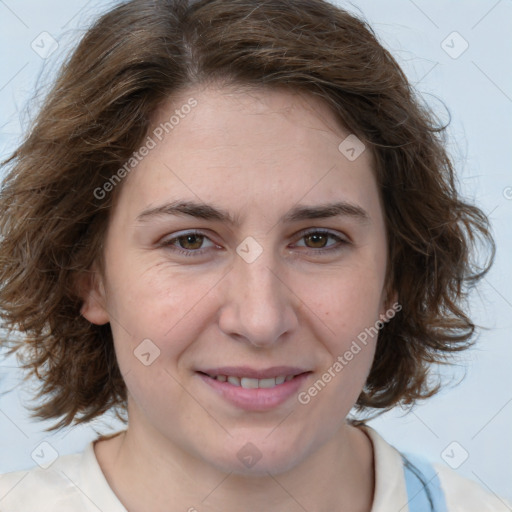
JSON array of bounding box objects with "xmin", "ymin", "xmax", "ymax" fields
[
  {"xmin": 195, "ymin": 366, "xmax": 312, "ymax": 411},
  {"xmin": 198, "ymin": 372, "xmax": 298, "ymax": 389}
]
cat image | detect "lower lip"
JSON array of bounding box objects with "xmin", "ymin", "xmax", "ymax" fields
[{"xmin": 197, "ymin": 372, "xmax": 310, "ymax": 411}]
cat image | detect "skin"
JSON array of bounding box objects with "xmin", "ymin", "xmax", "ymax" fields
[{"xmin": 81, "ymin": 83, "xmax": 394, "ymax": 512}]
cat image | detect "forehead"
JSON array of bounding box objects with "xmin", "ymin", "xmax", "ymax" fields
[
  {"xmin": 150, "ymin": 83, "xmax": 359, "ymax": 158},
  {"xmin": 112, "ymin": 84, "xmax": 380, "ymax": 225}
]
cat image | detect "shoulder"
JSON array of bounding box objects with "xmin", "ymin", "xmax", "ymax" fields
[
  {"xmin": 0, "ymin": 436, "xmax": 127, "ymax": 512},
  {"xmin": 0, "ymin": 451, "xmax": 90, "ymax": 511},
  {"xmin": 358, "ymin": 424, "xmax": 512, "ymax": 512},
  {"xmin": 433, "ymin": 462, "xmax": 512, "ymax": 512}
]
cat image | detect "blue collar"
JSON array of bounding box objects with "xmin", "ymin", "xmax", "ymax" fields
[{"xmin": 401, "ymin": 453, "xmax": 448, "ymax": 512}]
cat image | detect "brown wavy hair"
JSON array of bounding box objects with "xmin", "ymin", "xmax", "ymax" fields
[{"xmin": 0, "ymin": 0, "xmax": 494, "ymax": 430}]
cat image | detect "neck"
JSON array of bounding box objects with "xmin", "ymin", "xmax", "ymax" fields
[{"xmin": 95, "ymin": 418, "xmax": 374, "ymax": 512}]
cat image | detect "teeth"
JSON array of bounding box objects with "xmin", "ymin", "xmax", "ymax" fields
[
  {"xmin": 209, "ymin": 374, "xmax": 296, "ymax": 388},
  {"xmin": 227, "ymin": 376, "xmax": 241, "ymax": 386},
  {"xmin": 241, "ymin": 377, "xmax": 259, "ymax": 389},
  {"xmin": 258, "ymin": 378, "xmax": 277, "ymax": 388}
]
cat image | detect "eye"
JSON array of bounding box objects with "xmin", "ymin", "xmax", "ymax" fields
[
  {"xmin": 294, "ymin": 229, "xmax": 348, "ymax": 254},
  {"xmin": 159, "ymin": 230, "xmax": 218, "ymax": 256},
  {"xmin": 159, "ymin": 228, "xmax": 348, "ymax": 258}
]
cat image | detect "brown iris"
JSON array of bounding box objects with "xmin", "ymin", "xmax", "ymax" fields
[
  {"xmin": 304, "ymin": 232, "xmax": 329, "ymax": 249},
  {"xmin": 177, "ymin": 233, "xmax": 204, "ymax": 250}
]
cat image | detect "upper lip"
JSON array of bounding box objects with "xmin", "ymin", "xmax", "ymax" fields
[{"xmin": 197, "ymin": 366, "xmax": 310, "ymax": 379}]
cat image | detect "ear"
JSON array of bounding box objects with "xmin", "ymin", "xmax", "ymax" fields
[{"xmin": 75, "ymin": 264, "xmax": 110, "ymax": 325}]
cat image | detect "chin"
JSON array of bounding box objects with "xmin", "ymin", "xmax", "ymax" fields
[
  {"xmin": 212, "ymin": 451, "xmax": 302, "ymax": 477},
  {"xmin": 200, "ymin": 433, "xmax": 316, "ymax": 477}
]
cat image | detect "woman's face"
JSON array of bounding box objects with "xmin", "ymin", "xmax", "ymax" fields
[{"xmin": 83, "ymin": 84, "xmax": 392, "ymax": 475}]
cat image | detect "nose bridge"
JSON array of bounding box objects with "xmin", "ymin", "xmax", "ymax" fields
[
  {"xmin": 219, "ymin": 241, "xmax": 297, "ymax": 346},
  {"xmin": 240, "ymin": 251, "xmax": 281, "ymax": 307}
]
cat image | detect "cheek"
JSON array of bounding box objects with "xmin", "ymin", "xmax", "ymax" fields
[
  {"xmin": 104, "ymin": 255, "xmax": 222, "ymax": 374},
  {"xmin": 297, "ymin": 263, "xmax": 386, "ymax": 344},
  {"xmin": 293, "ymin": 263, "xmax": 385, "ymax": 405},
  {"xmin": 295, "ymin": 271, "xmax": 383, "ymax": 415},
  {"xmin": 104, "ymin": 263, "xmax": 212, "ymax": 415}
]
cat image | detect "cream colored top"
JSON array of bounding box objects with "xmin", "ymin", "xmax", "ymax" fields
[{"xmin": 0, "ymin": 426, "xmax": 510, "ymax": 511}]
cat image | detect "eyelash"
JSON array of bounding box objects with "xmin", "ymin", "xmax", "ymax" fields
[{"xmin": 159, "ymin": 229, "xmax": 349, "ymax": 257}]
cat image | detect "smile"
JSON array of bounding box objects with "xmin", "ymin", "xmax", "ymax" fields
[
  {"xmin": 196, "ymin": 368, "xmax": 311, "ymax": 411},
  {"xmin": 205, "ymin": 374, "xmax": 295, "ymax": 388}
]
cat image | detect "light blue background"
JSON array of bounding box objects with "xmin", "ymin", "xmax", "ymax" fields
[{"xmin": 1, "ymin": 0, "xmax": 511, "ymax": 503}]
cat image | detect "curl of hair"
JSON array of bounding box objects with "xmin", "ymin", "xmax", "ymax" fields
[{"xmin": 0, "ymin": 0, "xmax": 494, "ymax": 429}]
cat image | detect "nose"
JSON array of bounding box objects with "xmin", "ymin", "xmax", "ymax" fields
[{"xmin": 218, "ymin": 246, "xmax": 299, "ymax": 348}]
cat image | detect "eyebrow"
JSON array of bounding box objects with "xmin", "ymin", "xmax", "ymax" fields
[{"xmin": 136, "ymin": 199, "xmax": 370, "ymax": 225}]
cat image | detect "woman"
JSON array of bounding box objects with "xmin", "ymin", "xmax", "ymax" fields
[{"xmin": 0, "ymin": 0, "xmax": 508, "ymax": 510}]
